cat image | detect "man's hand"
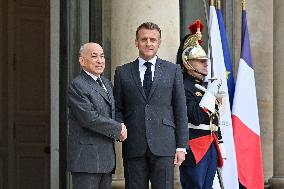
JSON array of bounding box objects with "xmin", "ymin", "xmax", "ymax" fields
[
  {"xmin": 118, "ymin": 123, "xmax": 127, "ymax": 141},
  {"xmin": 174, "ymin": 151, "xmax": 185, "ymax": 166}
]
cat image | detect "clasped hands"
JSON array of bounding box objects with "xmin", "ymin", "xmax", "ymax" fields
[{"xmin": 118, "ymin": 123, "xmax": 127, "ymax": 142}]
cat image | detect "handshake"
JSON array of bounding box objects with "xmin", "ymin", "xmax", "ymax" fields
[
  {"xmin": 196, "ymin": 79, "xmax": 226, "ymax": 113},
  {"xmin": 118, "ymin": 123, "xmax": 127, "ymax": 142}
]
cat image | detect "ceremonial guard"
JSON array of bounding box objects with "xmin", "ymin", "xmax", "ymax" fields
[{"xmin": 176, "ymin": 20, "xmax": 226, "ymax": 189}]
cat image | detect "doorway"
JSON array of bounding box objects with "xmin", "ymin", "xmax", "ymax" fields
[{"xmin": 0, "ymin": 0, "xmax": 51, "ymax": 188}]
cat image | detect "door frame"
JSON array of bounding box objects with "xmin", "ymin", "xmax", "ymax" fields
[
  {"xmin": 50, "ymin": 0, "xmax": 60, "ymax": 189},
  {"xmin": 7, "ymin": 0, "xmax": 51, "ymax": 188},
  {"xmin": 7, "ymin": 0, "xmax": 15, "ymax": 188}
]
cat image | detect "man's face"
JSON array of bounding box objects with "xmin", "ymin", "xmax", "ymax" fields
[
  {"xmin": 189, "ymin": 59, "xmax": 208, "ymax": 76},
  {"xmin": 135, "ymin": 28, "xmax": 161, "ymax": 61},
  {"xmin": 79, "ymin": 43, "xmax": 105, "ymax": 77}
]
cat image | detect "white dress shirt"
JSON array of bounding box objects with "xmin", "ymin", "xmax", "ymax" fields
[
  {"xmin": 83, "ymin": 69, "xmax": 107, "ymax": 91},
  {"xmin": 138, "ymin": 56, "xmax": 157, "ymax": 85}
]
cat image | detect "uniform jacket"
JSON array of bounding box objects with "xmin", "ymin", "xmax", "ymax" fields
[
  {"xmin": 113, "ymin": 58, "xmax": 188, "ymax": 158},
  {"xmin": 67, "ymin": 70, "xmax": 121, "ymax": 173},
  {"xmin": 182, "ymin": 73, "xmax": 222, "ymax": 166}
]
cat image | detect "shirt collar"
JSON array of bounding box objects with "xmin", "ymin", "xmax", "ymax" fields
[
  {"xmin": 83, "ymin": 69, "xmax": 100, "ymax": 81},
  {"xmin": 138, "ymin": 56, "xmax": 157, "ymax": 68}
]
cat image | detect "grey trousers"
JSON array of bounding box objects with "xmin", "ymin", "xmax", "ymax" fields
[
  {"xmin": 71, "ymin": 172, "xmax": 112, "ymax": 189},
  {"xmin": 124, "ymin": 148, "xmax": 175, "ymax": 189}
]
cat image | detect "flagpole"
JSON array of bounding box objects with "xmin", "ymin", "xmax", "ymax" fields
[
  {"xmin": 217, "ymin": 0, "xmax": 221, "ymax": 10},
  {"xmin": 209, "ymin": 0, "xmax": 214, "ymax": 80},
  {"xmin": 213, "ymin": 5, "xmax": 225, "ymax": 188},
  {"xmin": 204, "ymin": 2, "xmax": 226, "ymax": 188},
  {"xmin": 202, "ymin": 0, "xmax": 215, "ymax": 81},
  {"xmin": 242, "ymin": 0, "xmax": 246, "ymax": 10}
]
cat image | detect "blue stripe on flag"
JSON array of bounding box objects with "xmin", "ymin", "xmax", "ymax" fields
[
  {"xmin": 216, "ymin": 8, "xmax": 235, "ymax": 108},
  {"xmin": 241, "ymin": 10, "xmax": 253, "ymax": 68}
]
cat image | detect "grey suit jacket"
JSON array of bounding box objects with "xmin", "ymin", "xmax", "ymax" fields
[
  {"xmin": 67, "ymin": 70, "xmax": 121, "ymax": 173},
  {"xmin": 114, "ymin": 58, "xmax": 188, "ymax": 158}
]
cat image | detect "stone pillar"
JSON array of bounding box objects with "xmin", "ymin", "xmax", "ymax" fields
[
  {"xmin": 246, "ymin": 0, "xmax": 274, "ymax": 183},
  {"xmin": 111, "ymin": 1, "xmax": 181, "ymax": 188},
  {"xmin": 111, "ymin": 0, "xmax": 180, "ymax": 70},
  {"xmin": 269, "ymin": 0, "xmax": 284, "ymax": 188},
  {"xmin": 233, "ymin": 0, "xmax": 274, "ymax": 184}
]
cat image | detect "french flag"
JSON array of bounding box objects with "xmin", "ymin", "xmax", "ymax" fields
[{"xmin": 232, "ymin": 7, "xmax": 264, "ymax": 189}]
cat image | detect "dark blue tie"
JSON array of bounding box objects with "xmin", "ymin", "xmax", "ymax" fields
[
  {"xmin": 97, "ymin": 77, "xmax": 111, "ymax": 100},
  {"xmin": 96, "ymin": 77, "xmax": 104, "ymax": 88},
  {"xmin": 143, "ymin": 62, "xmax": 152, "ymax": 97}
]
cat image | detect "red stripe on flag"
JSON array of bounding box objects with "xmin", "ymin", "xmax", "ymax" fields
[{"xmin": 232, "ymin": 115, "xmax": 264, "ymax": 189}]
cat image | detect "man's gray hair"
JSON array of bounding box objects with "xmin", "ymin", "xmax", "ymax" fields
[{"xmin": 79, "ymin": 44, "xmax": 87, "ymax": 56}]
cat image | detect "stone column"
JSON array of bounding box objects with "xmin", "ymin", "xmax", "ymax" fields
[
  {"xmin": 111, "ymin": 0, "xmax": 180, "ymax": 70},
  {"xmin": 233, "ymin": 0, "xmax": 274, "ymax": 184},
  {"xmin": 111, "ymin": 1, "xmax": 181, "ymax": 188},
  {"xmin": 269, "ymin": 0, "xmax": 284, "ymax": 188},
  {"xmin": 247, "ymin": 0, "xmax": 274, "ymax": 183}
]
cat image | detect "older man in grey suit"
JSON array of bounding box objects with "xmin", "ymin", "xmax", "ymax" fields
[
  {"xmin": 114, "ymin": 22, "xmax": 188, "ymax": 189},
  {"xmin": 67, "ymin": 42, "xmax": 127, "ymax": 189}
]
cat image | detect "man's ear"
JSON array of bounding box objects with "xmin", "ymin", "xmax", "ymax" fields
[
  {"xmin": 135, "ymin": 39, "xmax": 138, "ymax": 47},
  {"xmin": 79, "ymin": 56, "xmax": 84, "ymax": 66}
]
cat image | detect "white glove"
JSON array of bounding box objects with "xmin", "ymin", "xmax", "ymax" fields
[
  {"xmin": 207, "ymin": 79, "xmax": 222, "ymax": 95},
  {"xmin": 199, "ymin": 79, "xmax": 221, "ymax": 113},
  {"xmin": 199, "ymin": 90, "xmax": 216, "ymax": 113},
  {"xmin": 210, "ymin": 79, "xmax": 226, "ymax": 99}
]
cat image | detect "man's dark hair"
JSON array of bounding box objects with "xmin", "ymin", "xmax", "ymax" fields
[{"xmin": 136, "ymin": 22, "xmax": 161, "ymax": 39}]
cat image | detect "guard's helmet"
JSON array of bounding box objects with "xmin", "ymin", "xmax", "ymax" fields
[
  {"xmin": 182, "ymin": 19, "xmax": 208, "ymax": 61},
  {"xmin": 176, "ymin": 19, "xmax": 208, "ymax": 70}
]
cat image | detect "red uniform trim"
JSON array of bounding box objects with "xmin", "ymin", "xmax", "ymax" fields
[
  {"xmin": 188, "ymin": 133, "xmax": 223, "ymax": 167},
  {"xmin": 188, "ymin": 135, "xmax": 213, "ymax": 164},
  {"xmin": 212, "ymin": 133, "xmax": 224, "ymax": 167}
]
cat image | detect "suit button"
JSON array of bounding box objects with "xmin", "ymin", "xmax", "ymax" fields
[{"xmin": 147, "ymin": 118, "xmax": 151, "ymax": 120}]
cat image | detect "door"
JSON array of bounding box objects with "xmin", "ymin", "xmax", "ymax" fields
[{"xmin": 7, "ymin": 0, "xmax": 50, "ymax": 188}]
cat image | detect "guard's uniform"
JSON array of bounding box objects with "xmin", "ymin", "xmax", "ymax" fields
[
  {"xmin": 177, "ymin": 19, "xmax": 225, "ymax": 189},
  {"xmin": 179, "ymin": 73, "xmax": 223, "ymax": 189}
]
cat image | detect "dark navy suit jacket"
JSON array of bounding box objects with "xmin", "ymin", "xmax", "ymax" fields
[{"xmin": 114, "ymin": 58, "xmax": 188, "ymax": 158}]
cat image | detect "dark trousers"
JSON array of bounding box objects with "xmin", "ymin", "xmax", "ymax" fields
[
  {"xmin": 179, "ymin": 143, "xmax": 218, "ymax": 189},
  {"xmin": 124, "ymin": 148, "xmax": 175, "ymax": 189},
  {"xmin": 71, "ymin": 172, "xmax": 112, "ymax": 189}
]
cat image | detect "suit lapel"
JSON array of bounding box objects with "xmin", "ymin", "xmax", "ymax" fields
[
  {"xmin": 81, "ymin": 71, "xmax": 111, "ymax": 105},
  {"xmin": 94, "ymin": 79, "xmax": 111, "ymax": 105},
  {"xmin": 130, "ymin": 59, "xmax": 147, "ymax": 100},
  {"xmin": 148, "ymin": 58, "xmax": 163, "ymax": 100},
  {"xmin": 101, "ymin": 77, "xmax": 113, "ymax": 104}
]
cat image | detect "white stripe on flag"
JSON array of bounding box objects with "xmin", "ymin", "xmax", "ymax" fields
[
  {"xmin": 208, "ymin": 5, "xmax": 239, "ymax": 189},
  {"xmin": 232, "ymin": 59, "xmax": 260, "ymax": 135}
]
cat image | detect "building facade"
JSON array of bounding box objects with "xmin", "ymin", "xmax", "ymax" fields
[{"xmin": 0, "ymin": 0, "xmax": 283, "ymax": 188}]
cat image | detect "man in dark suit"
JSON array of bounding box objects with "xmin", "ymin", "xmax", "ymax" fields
[
  {"xmin": 113, "ymin": 22, "xmax": 188, "ymax": 189},
  {"xmin": 67, "ymin": 42, "xmax": 127, "ymax": 189}
]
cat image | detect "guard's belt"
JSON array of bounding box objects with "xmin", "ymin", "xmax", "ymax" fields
[{"xmin": 188, "ymin": 123, "xmax": 218, "ymax": 131}]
